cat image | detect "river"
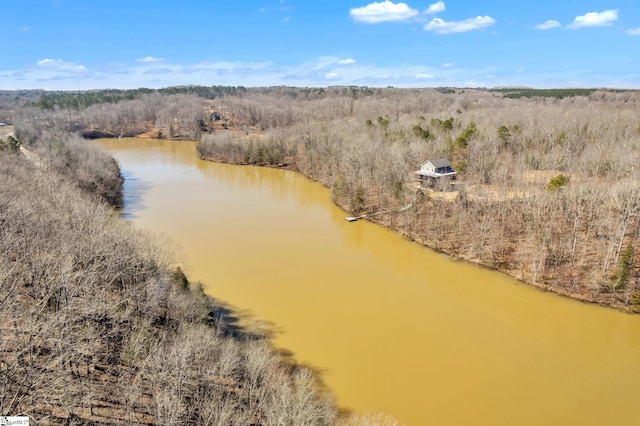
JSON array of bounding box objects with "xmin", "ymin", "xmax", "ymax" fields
[{"xmin": 100, "ymin": 138, "xmax": 640, "ymax": 425}]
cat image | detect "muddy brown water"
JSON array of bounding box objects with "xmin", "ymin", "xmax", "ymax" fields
[{"xmin": 100, "ymin": 138, "xmax": 640, "ymax": 426}]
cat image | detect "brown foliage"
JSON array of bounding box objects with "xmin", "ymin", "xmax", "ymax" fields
[
  {"xmin": 0, "ymin": 153, "xmax": 337, "ymax": 424},
  {"xmin": 196, "ymin": 88, "xmax": 640, "ymax": 310},
  {"xmin": 12, "ymin": 93, "xmax": 208, "ymax": 141},
  {"xmin": 10, "ymin": 117, "xmax": 123, "ymax": 206}
]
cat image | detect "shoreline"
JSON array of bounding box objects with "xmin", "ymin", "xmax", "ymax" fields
[{"xmin": 197, "ymin": 152, "xmax": 637, "ymax": 315}]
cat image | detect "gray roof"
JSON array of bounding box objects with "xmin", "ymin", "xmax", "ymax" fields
[{"xmin": 421, "ymin": 158, "xmax": 452, "ymax": 168}]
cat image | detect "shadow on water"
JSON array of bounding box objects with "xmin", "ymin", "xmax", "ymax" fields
[
  {"xmin": 102, "ymin": 137, "xmax": 640, "ymax": 426},
  {"xmin": 103, "ymin": 138, "xmax": 373, "ymax": 417},
  {"xmin": 206, "ymin": 298, "xmax": 334, "ymax": 393},
  {"xmin": 117, "ymin": 170, "xmax": 152, "ymax": 219},
  {"xmin": 206, "ymin": 297, "xmax": 286, "ymax": 343},
  {"xmin": 208, "ymin": 302, "xmax": 263, "ymax": 341}
]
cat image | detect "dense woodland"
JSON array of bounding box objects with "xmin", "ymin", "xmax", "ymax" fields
[
  {"xmin": 2, "ymin": 85, "xmax": 639, "ymax": 423},
  {"xmin": 195, "ymin": 87, "xmax": 640, "ymax": 310},
  {"xmin": 6, "ymin": 86, "xmax": 640, "ymax": 311},
  {"xmin": 6, "ymin": 87, "xmax": 640, "ymax": 311},
  {"xmin": 0, "ymin": 97, "xmax": 403, "ymax": 425}
]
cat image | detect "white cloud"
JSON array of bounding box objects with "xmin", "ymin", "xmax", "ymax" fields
[
  {"xmin": 424, "ymin": 16, "xmax": 495, "ymax": 34},
  {"xmin": 425, "ymin": 1, "xmax": 445, "ymax": 14},
  {"xmin": 282, "ymin": 16, "xmax": 290, "ymax": 22},
  {"xmin": 20, "ymin": 26, "xmax": 31, "ymax": 32},
  {"xmin": 3, "ymin": 55, "xmax": 637, "ymax": 91},
  {"xmin": 626, "ymin": 27, "xmax": 640, "ymax": 35},
  {"xmin": 301, "ymin": 56, "xmax": 346, "ymax": 70},
  {"xmin": 568, "ymin": 10, "xmax": 618, "ymax": 29},
  {"xmin": 37, "ymin": 59, "xmax": 87, "ymax": 73},
  {"xmin": 441, "ymin": 62, "xmax": 454, "ymax": 68},
  {"xmin": 464, "ymin": 80, "xmax": 486, "ymax": 87},
  {"xmin": 137, "ymin": 56, "xmax": 164, "ymax": 63},
  {"xmin": 535, "ymin": 20, "xmax": 560, "ymax": 30},
  {"xmin": 350, "ymin": 1, "xmax": 418, "ymax": 23},
  {"xmin": 337, "ymin": 58, "xmax": 357, "ymax": 65}
]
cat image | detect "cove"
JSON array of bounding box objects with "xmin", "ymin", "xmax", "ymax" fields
[{"xmin": 100, "ymin": 138, "xmax": 640, "ymax": 426}]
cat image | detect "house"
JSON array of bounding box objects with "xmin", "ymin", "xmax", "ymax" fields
[{"xmin": 414, "ymin": 158, "xmax": 457, "ymax": 187}]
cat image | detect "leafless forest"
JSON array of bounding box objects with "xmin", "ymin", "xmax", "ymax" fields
[
  {"xmin": 8, "ymin": 87, "xmax": 640, "ymax": 310},
  {"xmin": 196, "ymin": 88, "xmax": 640, "ymax": 310},
  {"xmin": 2, "ymin": 86, "xmax": 639, "ymax": 423},
  {"xmin": 0, "ymin": 100, "xmax": 403, "ymax": 424}
]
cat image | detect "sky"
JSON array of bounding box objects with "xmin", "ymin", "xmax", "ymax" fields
[{"xmin": 1, "ymin": 0, "xmax": 639, "ymax": 90}]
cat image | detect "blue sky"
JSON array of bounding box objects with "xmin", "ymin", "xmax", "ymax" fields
[{"xmin": 2, "ymin": 0, "xmax": 639, "ymax": 90}]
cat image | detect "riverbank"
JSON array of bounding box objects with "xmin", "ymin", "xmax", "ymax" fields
[
  {"xmin": 197, "ymin": 144, "xmax": 640, "ymax": 314},
  {"xmin": 105, "ymin": 137, "xmax": 640, "ymax": 426},
  {"xmin": 10, "ymin": 87, "xmax": 639, "ymax": 313},
  {"xmin": 191, "ymin": 89, "xmax": 640, "ymax": 315},
  {"xmin": 0, "ymin": 147, "xmax": 340, "ymax": 424}
]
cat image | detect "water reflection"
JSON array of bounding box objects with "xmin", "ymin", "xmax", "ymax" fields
[{"xmin": 118, "ymin": 170, "xmax": 152, "ymax": 219}]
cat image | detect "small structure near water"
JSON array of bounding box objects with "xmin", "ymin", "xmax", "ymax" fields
[
  {"xmin": 414, "ymin": 158, "xmax": 457, "ymax": 188},
  {"xmin": 345, "ymin": 160, "xmax": 455, "ymax": 222}
]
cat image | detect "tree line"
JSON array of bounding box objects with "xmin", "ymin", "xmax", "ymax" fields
[
  {"xmin": 7, "ymin": 85, "xmax": 639, "ymax": 310},
  {"xmin": 195, "ymin": 87, "xmax": 640, "ymax": 311},
  {"xmin": 3, "ymin": 96, "xmax": 401, "ymax": 424},
  {"xmin": 14, "ymin": 93, "xmax": 208, "ymax": 141},
  {"xmin": 34, "ymin": 85, "xmax": 248, "ymax": 110},
  {"xmin": 19, "ymin": 84, "xmax": 635, "ymax": 309},
  {"xmin": 5, "ymin": 85, "xmax": 637, "ymax": 423}
]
